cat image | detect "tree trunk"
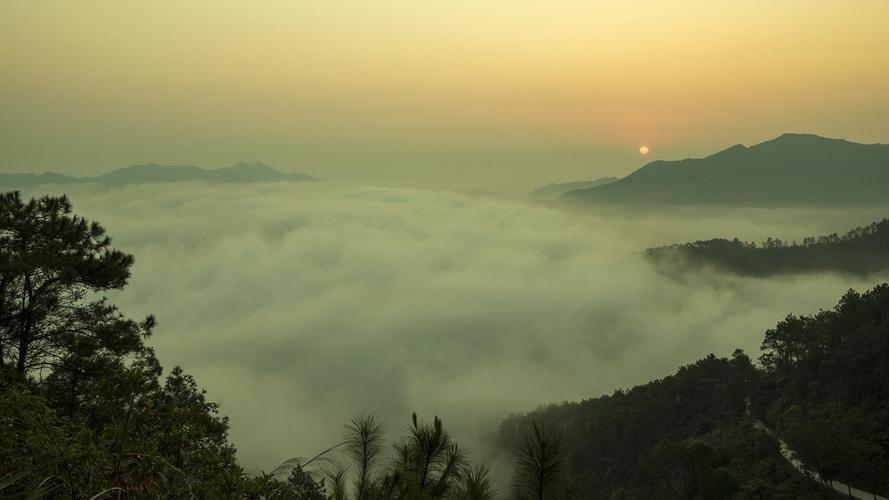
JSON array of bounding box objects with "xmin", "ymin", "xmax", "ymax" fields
[
  {"xmin": 16, "ymin": 339, "xmax": 27, "ymax": 374},
  {"xmin": 16, "ymin": 274, "xmax": 34, "ymax": 374},
  {"xmin": 0, "ymin": 276, "xmax": 8, "ymax": 369}
]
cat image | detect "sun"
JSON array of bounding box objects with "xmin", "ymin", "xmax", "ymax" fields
[{"xmin": 639, "ymin": 146, "xmax": 650, "ymax": 155}]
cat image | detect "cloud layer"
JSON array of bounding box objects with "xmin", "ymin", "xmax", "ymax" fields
[{"xmin": 19, "ymin": 182, "xmax": 888, "ymax": 472}]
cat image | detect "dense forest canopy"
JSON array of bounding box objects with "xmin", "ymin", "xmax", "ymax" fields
[
  {"xmin": 645, "ymin": 217, "xmax": 889, "ymax": 277},
  {"xmin": 754, "ymin": 285, "xmax": 889, "ymax": 494},
  {"xmin": 500, "ymin": 285, "xmax": 889, "ymax": 498},
  {"xmin": 498, "ymin": 353, "xmax": 831, "ymax": 499}
]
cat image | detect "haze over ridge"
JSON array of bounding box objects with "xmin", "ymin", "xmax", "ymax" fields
[
  {"xmin": 562, "ymin": 133, "xmax": 889, "ymax": 206},
  {"xmin": 3, "ymin": 1, "xmax": 888, "ymax": 191}
]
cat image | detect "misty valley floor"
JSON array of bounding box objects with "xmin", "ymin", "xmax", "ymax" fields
[{"xmin": 11, "ymin": 182, "xmax": 888, "ymax": 472}]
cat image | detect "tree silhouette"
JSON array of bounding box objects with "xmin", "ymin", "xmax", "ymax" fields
[
  {"xmin": 512, "ymin": 421, "xmax": 567, "ymax": 500},
  {"xmin": 280, "ymin": 412, "xmax": 489, "ymax": 500},
  {"xmin": 345, "ymin": 414, "xmax": 385, "ymax": 500},
  {"xmin": 0, "ymin": 191, "xmax": 152, "ymax": 377},
  {"xmin": 449, "ymin": 464, "xmax": 497, "ymax": 500}
]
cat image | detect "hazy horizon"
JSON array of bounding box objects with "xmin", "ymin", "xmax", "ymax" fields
[
  {"xmin": 3, "ymin": 1, "xmax": 889, "ymax": 192},
  {"xmin": 2, "ymin": 132, "xmax": 887, "ymax": 194}
]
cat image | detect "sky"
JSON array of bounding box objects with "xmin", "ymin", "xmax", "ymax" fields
[{"xmin": 2, "ymin": 1, "xmax": 889, "ymax": 191}]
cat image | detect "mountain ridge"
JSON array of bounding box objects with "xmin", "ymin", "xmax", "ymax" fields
[
  {"xmin": 529, "ymin": 177, "xmax": 619, "ymax": 200},
  {"xmin": 0, "ymin": 162, "xmax": 318, "ymax": 187},
  {"xmin": 562, "ymin": 133, "xmax": 889, "ymax": 206}
]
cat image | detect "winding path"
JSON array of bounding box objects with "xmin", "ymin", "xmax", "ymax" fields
[{"xmin": 750, "ymin": 419, "xmax": 887, "ymax": 500}]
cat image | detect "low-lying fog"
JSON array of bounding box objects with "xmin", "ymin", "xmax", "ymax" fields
[{"xmin": 14, "ymin": 182, "xmax": 889, "ymax": 471}]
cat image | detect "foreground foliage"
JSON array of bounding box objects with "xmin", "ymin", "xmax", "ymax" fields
[
  {"xmin": 280, "ymin": 413, "xmax": 498, "ymax": 500},
  {"xmin": 0, "ymin": 191, "xmax": 503, "ymax": 499},
  {"xmin": 0, "ymin": 192, "xmax": 309, "ymax": 497}
]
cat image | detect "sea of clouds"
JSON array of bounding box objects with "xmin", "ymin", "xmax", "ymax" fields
[{"xmin": 13, "ymin": 182, "xmax": 889, "ymax": 474}]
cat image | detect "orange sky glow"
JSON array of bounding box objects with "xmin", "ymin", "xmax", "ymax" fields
[{"xmin": 1, "ymin": 0, "xmax": 888, "ymax": 191}]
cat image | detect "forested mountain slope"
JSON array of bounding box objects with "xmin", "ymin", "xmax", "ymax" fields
[
  {"xmin": 645, "ymin": 217, "xmax": 889, "ymax": 277},
  {"xmin": 499, "ymin": 285, "xmax": 889, "ymax": 499}
]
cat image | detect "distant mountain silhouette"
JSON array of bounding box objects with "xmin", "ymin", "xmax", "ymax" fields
[
  {"xmin": 0, "ymin": 161, "xmax": 317, "ymax": 187},
  {"xmin": 0, "ymin": 172, "xmax": 80, "ymax": 187},
  {"xmin": 562, "ymin": 134, "xmax": 889, "ymax": 206},
  {"xmin": 529, "ymin": 177, "xmax": 618, "ymax": 200}
]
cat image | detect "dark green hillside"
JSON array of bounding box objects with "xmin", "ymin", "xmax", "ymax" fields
[
  {"xmin": 754, "ymin": 285, "xmax": 889, "ymax": 494},
  {"xmin": 499, "ymin": 285, "xmax": 889, "ymax": 499},
  {"xmin": 499, "ymin": 353, "xmax": 832, "ymax": 499},
  {"xmin": 645, "ymin": 217, "xmax": 889, "ymax": 276}
]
